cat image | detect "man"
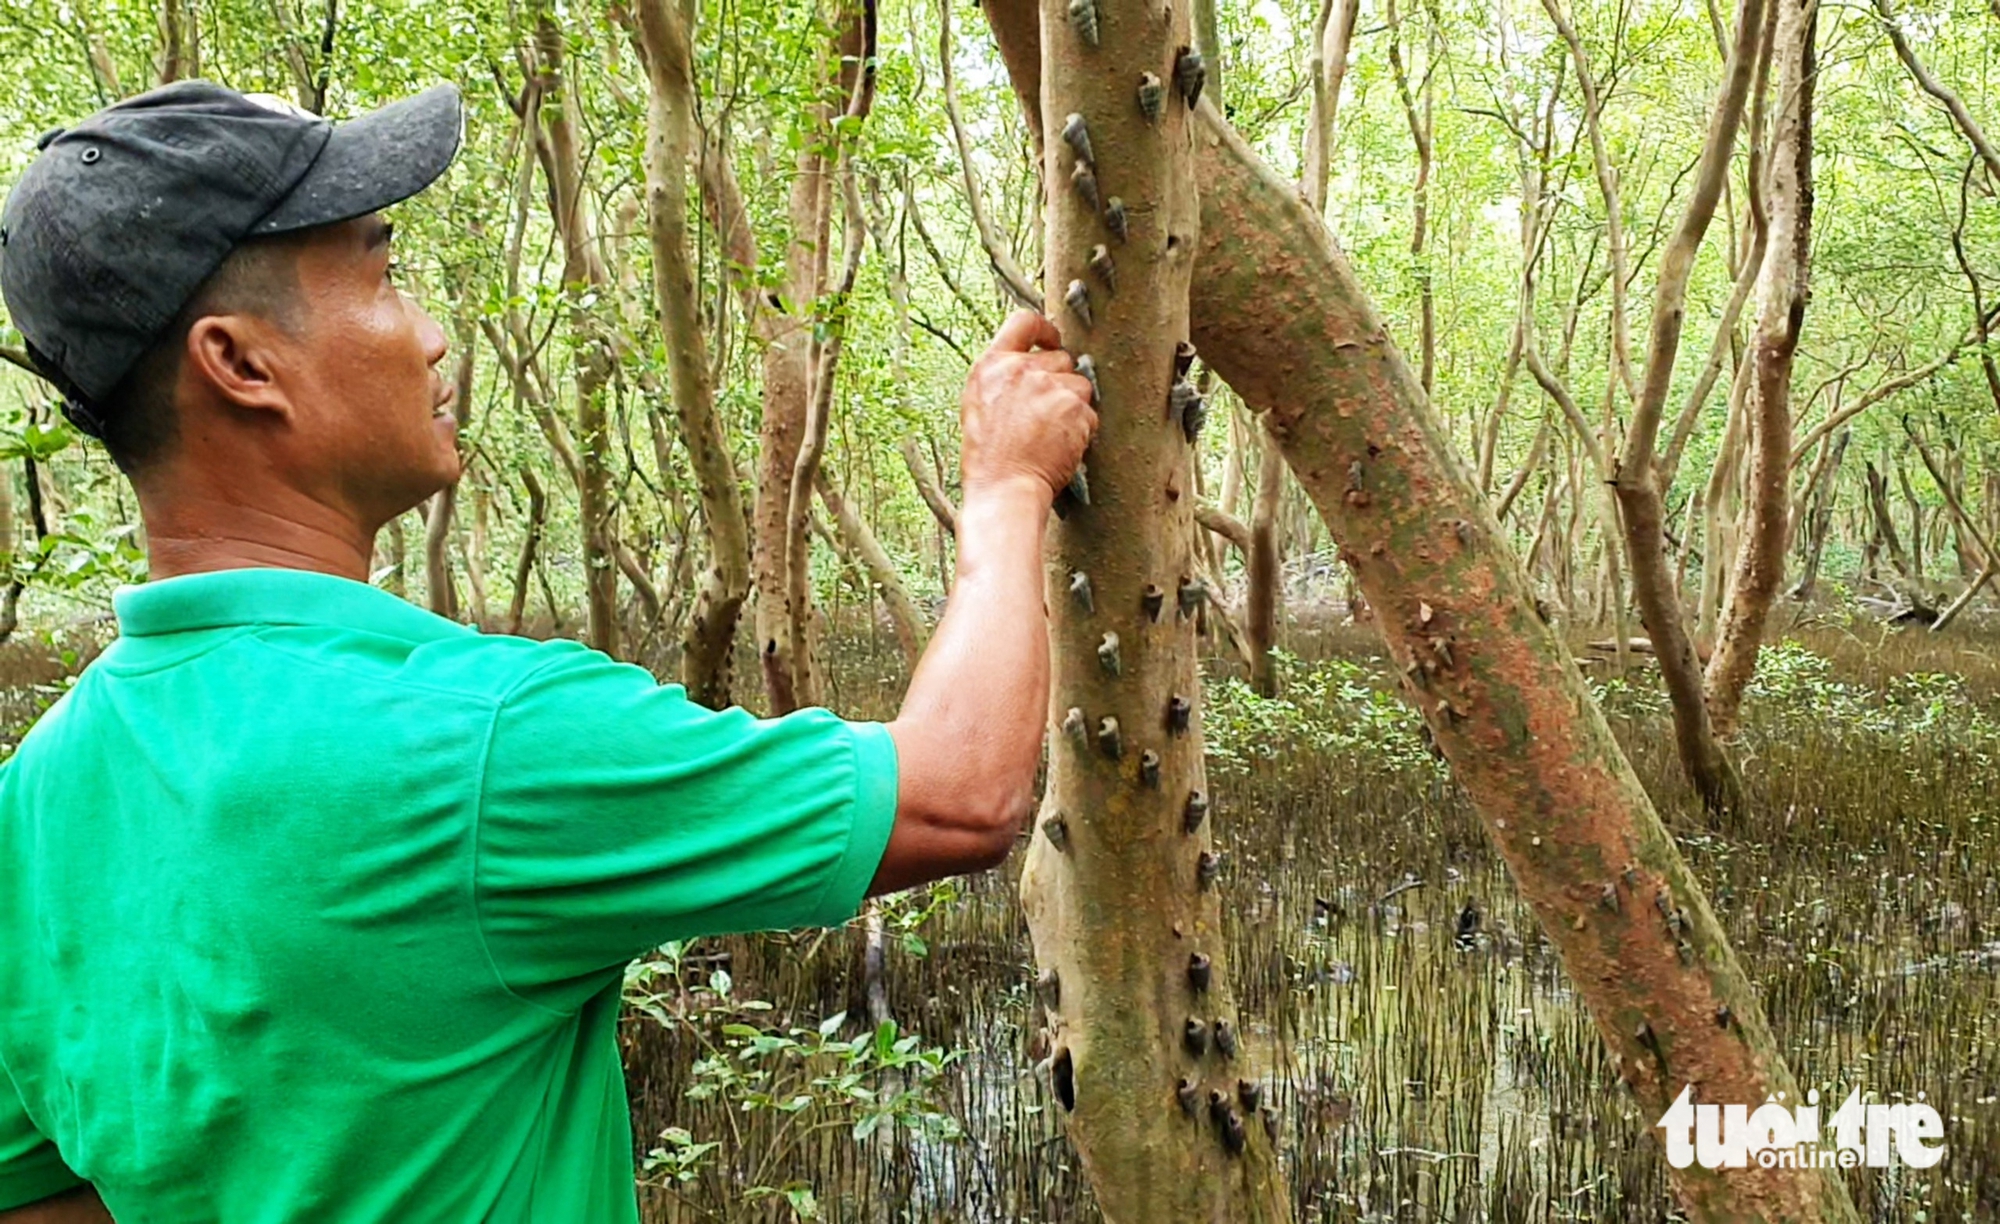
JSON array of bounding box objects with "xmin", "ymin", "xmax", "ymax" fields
[{"xmin": 0, "ymin": 81, "xmax": 1095, "ymax": 1221}]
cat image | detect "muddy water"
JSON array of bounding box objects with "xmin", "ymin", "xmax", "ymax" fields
[{"xmin": 620, "ymin": 625, "xmax": 1997, "ymax": 1222}]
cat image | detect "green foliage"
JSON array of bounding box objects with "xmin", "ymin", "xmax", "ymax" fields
[
  {"xmin": 1203, "ymin": 648, "xmax": 1441, "ymax": 774},
  {"xmin": 1743, "ymin": 639, "xmax": 2000, "ymax": 752},
  {"xmin": 623, "ymin": 932, "xmax": 964, "ymax": 1219},
  {"xmin": 873, "ymin": 878, "xmax": 960, "ymax": 958}
]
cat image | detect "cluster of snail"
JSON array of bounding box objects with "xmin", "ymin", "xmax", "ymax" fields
[{"xmin": 1036, "ymin": 0, "xmax": 1269, "ymax": 1166}]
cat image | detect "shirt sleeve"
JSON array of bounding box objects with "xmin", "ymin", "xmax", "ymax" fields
[
  {"xmin": 0, "ymin": 1072, "xmax": 80, "ymax": 1212},
  {"xmin": 474, "ymin": 641, "xmax": 899, "ymax": 1005}
]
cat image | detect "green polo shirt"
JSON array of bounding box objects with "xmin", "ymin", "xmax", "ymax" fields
[{"xmin": 0, "ymin": 567, "xmax": 899, "ymax": 1221}]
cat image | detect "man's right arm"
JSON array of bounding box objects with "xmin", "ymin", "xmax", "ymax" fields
[{"xmin": 873, "ymin": 311, "xmax": 1097, "ymax": 893}]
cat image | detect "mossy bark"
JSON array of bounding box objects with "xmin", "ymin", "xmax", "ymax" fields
[
  {"xmin": 1014, "ymin": 0, "xmax": 1289, "ymax": 1218},
  {"xmin": 1183, "ymin": 108, "xmax": 1858, "ymax": 1224}
]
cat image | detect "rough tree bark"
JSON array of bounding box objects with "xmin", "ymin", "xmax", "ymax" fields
[
  {"xmin": 1705, "ymin": 0, "xmax": 1816, "ymax": 736},
  {"xmin": 1187, "ymin": 106, "xmax": 1858, "ymax": 1223},
  {"xmin": 1611, "ymin": 0, "xmax": 1764, "ymax": 814},
  {"xmin": 1013, "ymin": 0, "xmax": 1290, "ymax": 1216},
  {"xmin": 632, "ymin": 0, "xmax": 754, "ymax": 708},
  {"xmin": 983, "ymin": 3, "xmax": 1857, "ymax": 1214}
]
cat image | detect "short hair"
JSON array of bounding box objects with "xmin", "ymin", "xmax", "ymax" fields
[{"xmin": 94, "ymin": 234, "xmax": 307, "ymax": 475}]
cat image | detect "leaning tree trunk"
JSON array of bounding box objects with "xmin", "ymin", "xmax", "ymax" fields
[
  {"xmin": 1013, "ymin": 2, "xmax": 1290, "ymax": 1217},
  {"xmin": 983, "ymin": 4, "xmax": 1856, "ymax": 1215},
  {"xmin": 815, "ymin": 469, "xmax": 926, "ymax": 669},
  {"xmin": 1184, "ymin": 104, "xmax": 1857, "ymax": 1224},
  {"xmin": 1705, "ymin": 0, "xmax": 1816, "ymax": 735}
]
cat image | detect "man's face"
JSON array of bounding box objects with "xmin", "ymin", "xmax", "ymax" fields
[{"xmin": 280, "ymin": 213, "xmax": 457, "ymax": 523}]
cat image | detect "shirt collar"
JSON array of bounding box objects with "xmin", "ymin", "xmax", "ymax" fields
[{"xmin": 113, "ymin": 567, "xmax": 470, "ymax": 642}]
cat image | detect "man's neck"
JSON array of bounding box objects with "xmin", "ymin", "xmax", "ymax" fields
[{"xmin": 136, "ymin": 469, "xmax": 380, "ymax": 583}]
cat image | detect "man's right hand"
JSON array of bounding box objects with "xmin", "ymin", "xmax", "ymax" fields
[{"xmin": 959, "ymin": 311, "xmax": 1099, "ymax": 502}]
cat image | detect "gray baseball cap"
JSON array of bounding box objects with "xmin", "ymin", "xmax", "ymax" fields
[{"xmin": 0, "ymin": 80, "xmax": 462, "ymax": 437}]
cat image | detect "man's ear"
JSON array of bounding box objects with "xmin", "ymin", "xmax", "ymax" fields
[{"xmin": 182, "ymin": 314, "xmax": 295, "ymax": 419}]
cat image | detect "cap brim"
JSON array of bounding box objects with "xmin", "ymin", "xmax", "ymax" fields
[{"xmin": 253, "ymin": 83, "xmax": 461, "ymax": 235}]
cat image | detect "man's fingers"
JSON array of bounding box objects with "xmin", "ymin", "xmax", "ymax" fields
[
  {"xmin": 989, "ymin": 309, "xmax": 1064, "ymax": 354},
  {"xmin": 1054, "ymin": 372, "xmax": 1096, "ymax": 406},
  {"xmin": 1020, "ymin": 349, "xmax": 1078, "ymax": 374}
]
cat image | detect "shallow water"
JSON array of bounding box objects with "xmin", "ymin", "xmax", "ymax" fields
[{"xmin": 620, "ymin": 619, "xmax": 1999, "ymax": 1223}]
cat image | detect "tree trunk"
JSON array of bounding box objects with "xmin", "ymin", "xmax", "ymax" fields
[
  {"xmin": 1698, "ymin": 359, "xmax": 1752, "ymax": 643},
  {"xmin": 1787, "ymin": 429, "xmax": 1847, "ymax": 602},
  {"xmin": 816, "ymin": 469, "xmax": 926, "ymax": 669},
  {"xmin": 1612, "ymin": 0, "xmax": 1765, "ymax": 814},
  {"xmin": 753, "ymin": 16, "xmax": 864, "ymax": 711},
  {"xmin": 535, "ymin": 15, "xmax": 620, "ymax": 659},
  {"xmin": 0, "ymin": 460, "xmax": 20, "ymax": 647},
  {"xmin": 1864, "ymin": 460, "xmax": 1902, "ymax": 579},
  {"xmin": 1386, "ymin": 0, "xmax": 1436, "ymax": 399},
  {"xmin": 1898, "ymin": 454, "xmax": 1928, "ymax": 583},
  {"xmin": 900, "ymin": 435, "xmax": 958, "ymax": 537},
  {"xmin": 1181, "ymin": 104, "xmax": 1857, "ymax": 1223},
  {"xmin": 1705, "ymin": 0, "xmax": 1816, "ymax": 736},
  {"xmin": 1872, "ymin": 0, "xmax": 2000, "ymax": 185},
  {"xmin": 507, "ymin": 469, "xmax": 549, "ymax": 637},
  {"xmin": 784, "ymin": 26, "xmax": 876, "ymax": 711},
  {"xmin": 465, "ymin": 470, "xmax": 491, "ymax": 626},
  {"xmin": 156, "ymin": 0, "xmax": 191, "ymax": 84},
  {"xmin": 423, "ymin": 314, "xmax": 477, "ymax": 620},
  {"xmin": 1903, "ymin": 418, "xmax": 1998, "ymax": 632},
  {"xmin": 939, "ymin": 0, "xmax": 1043, "ymax": 312},
  {"xmin": 984, "ymin": 4, "xmax": 1856, "ymax": 1214},
  {"xmin": 1247, "ymin": 416, "xmax": 1283, "ymax": 696},
  {"xmin": 633, "ymin": 0, "xmax": 754, "ymax": 708},
  {"xmin": 1013, "ymin": 0, "xmax": 1290, "ymax": 1216},
  {"xmin": 1299, "ymin": 0, "xmax": 1360, "ymax": 209}
]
